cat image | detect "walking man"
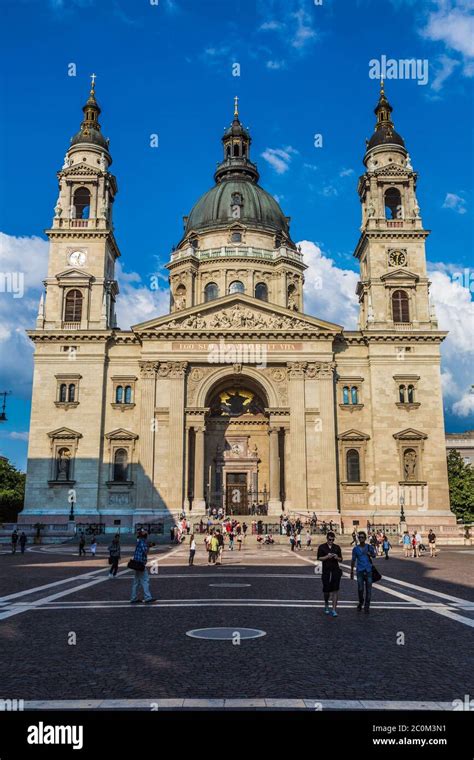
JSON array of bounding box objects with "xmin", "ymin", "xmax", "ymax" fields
[
  {"xmin": 11, "ymin": 529, "xmax": 18, "ymax": 554},
  {"xmin": 108, "ymin": 534, "xmax": 121, "ymax": 577},
  {"xmin": 19, "ymin": 531, "xmax": 27, "ymax": 554},
  {"xmin": 402, "ymin": 531, "xmax": 411, "ymax": 558},
  {"xmin": 78, "ymin": 531, "xmax": 86, "ymax": 556},
  {"xmin": 350, "ymin": 531, "xmax": 376, "ymax": 614},
  {"xmin": 130, "ymin": 529, "xmax": 154, "ymax": 604},
  {"xmin": 382, "ymin": 534, "xmax": 391, "ymax": 560},
  {"xmin": 317, "ymin": 531, "xmax": 343, "ymax": 617},
  {"xmin": 428, "ymin": 529, "xmax": 437, "ymax": 557}
]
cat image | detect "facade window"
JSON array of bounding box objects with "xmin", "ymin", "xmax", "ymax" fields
[
  {"xmin": 68, "ymin": 384, "xmax": 76, "ymax": 402},
  {"xmin": 346, "ymin": 449, "xmax": 360, "ymax": 482},
  {"xmin": 229, "ymin": 280, "xmax": 245, "ymax": 294},
  {"xmin": 124, "ymin": 385, "xmax": 132, "ymax": 404},
  {"xmin": 115, "ymin": 385, "xmax": 123, "ymax": 404},
  {"xmin": 59, "ymin": 383, "xmax": 67, "ymax": 403},
  {"xmin": 64, "ymin": 289, "xmax": 83, "ymax": 323},
  {"xmin": 233, "ymin": 143, "xmax": 239, "ymax": 157},
  {"xmin": 204, "ymin": 282, "xmax": 219, "ymax": 302},
  {"xmin": 407, "ymin": 384, "xmax": 415, "ymax": 403},
  {"xmin": 113, "ymin": 449, "xmax": 128, "ymax": 482},
  {"xmin": 255, "ymin": 282, "xmax": 268, "ymax": 301},
  {"xmin": 399, "ymin": 384, "xmax": 406, "ymax": 403},
  {"xmin": 351, "ymin": 386, "xmax": 358, "ymax": 404},
  {"xmin": 72, "ymin": 187, "xmax": 91, "ymax": 219},
  {"xmin": 385, "ymin": 187, "xmax": 402, "ymax": 219},
  {"xmin": 343, "ymin": 386, "xmax": 350, "ymax": 405},
  {"xmin": 231, "ymin": 232, "xmax": 242, "ymax": 243},
  {"xmin": 56, "ymin": 375, "xmax": 81, "ymax": 406},
  {"xmin": 56, "ymin": 447, "xmax": 72, "ymax": 480},
  {"xmin": 392, "ymin": 289, "xmax": 409, "ymax": 323}
]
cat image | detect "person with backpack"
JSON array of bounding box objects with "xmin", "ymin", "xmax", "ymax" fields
[
  {"xmin": 216, "ymin": 530, "xmax": 224, "ymax": 563},
  {"xmin": 209, "ymin": 532, "xmax": 219, "ymax": 565},
  {"xmin": 402, "ymin": 531, "xmax": 411, "ymax": 558},
  {"xmin": 350, "ymin": 531, "xmax": 376, "ymax": 613},
  {"xmin": 108, "ymin": 534, "xmax": 121, "ymax": 577},
  {"xmin": 129, "ymin": 529, "xmax": 154, "ymax": 604},
  {"xmin": 317, "ymin": 531, "xmax": 343, "ymax": 617},
  {"xmin": 382, "ymin": 534, "xmax": 391, "ymax": 560}
]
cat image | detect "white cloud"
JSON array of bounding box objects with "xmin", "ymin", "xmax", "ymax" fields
[
  {"xmin": 291, "ymin": 7, "xmax": 318, "ymax": 49},
  {"xmin": 321, "ymin": 185, "xmax": 339, "ymax": 197},
  {"xmin": 421, "ymin": 0, "xmax": 474, "ymax": 60},
  {"xmin": 261, "ymin": 146, "xmax": 298, "ymax": 174},
  {"xmin": 8, "ymin": 432, "xmax": 29, "ymax": 441},
  {"xmin": 431, "ymin": 54, "xmax": 460, "ymax": 91},
  {"xmin": 257, "ymin": 0, "xmax": 318, "ymax": 54},
  {"xmin": 429, "ymin": 267, "xmax": 474, "ymax": 419},
  {"xmin": 299, "ymin": 241, "xmax": 359, "ymax": 328},
  {"xmin": 115, "ymin": 261, "xmax": 168, "ymax": 328},
  {"xmin": 0, "ymin": 233, "xmax": 48, "ymax": 396},
  {"xmin": 266, "ymin": 60, "xmax": 286, "ymax": 70},
  {"xmin": 339, "ymin": 168, "xmax": 355, "ymax": 177},
  {"xmin": 442, "ymin": 192, "xmax": 467, "ymax": 213}
]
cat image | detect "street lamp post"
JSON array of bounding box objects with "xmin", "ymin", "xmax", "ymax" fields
[
  {"xmin": 68, "ymin": 488, "xmax": 76, "ymax": 522},
  {"xmin": 399, "ymin": 490, "xmax": 407, "ymax": 532}
]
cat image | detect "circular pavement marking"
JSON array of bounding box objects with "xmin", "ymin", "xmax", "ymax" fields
[
  {"xmin": 209, "ymin": 583, "xmax": 251, "ymax": 588},
  {"xmin": 186, "ymin": 627, "xmax": 266, "ymax": 640}
]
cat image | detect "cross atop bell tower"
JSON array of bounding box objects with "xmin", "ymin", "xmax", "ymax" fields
[
  {"xmin": 353, "ymin": 82, "xmax": 437, "ymax": 331},
  {"xmin": 38, "ymin": 77, "xmax": 121, "ymax": 331}
]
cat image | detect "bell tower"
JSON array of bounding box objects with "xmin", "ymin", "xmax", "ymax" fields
[
  {"xmin": 354, "ymin": 81, "xmax": 437, "ymax": 331},
  {"xmin": 38, "ymin": 76, "xmax": 120, "ymax": 331}
]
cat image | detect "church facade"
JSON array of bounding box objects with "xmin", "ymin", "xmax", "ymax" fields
[{"xmin": 21, "ymin": 80, "xmax": 456, "ymax": 533}]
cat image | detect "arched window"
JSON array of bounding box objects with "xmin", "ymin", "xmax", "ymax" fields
[
  {"xmin": 68, "ymin": 384, "xmax": 75, "ymax": 402},
  {"xmin": 255, "ymin": 282, "xmax": 268, "ymax": 301},
  {"xmin": 113, "ymin": 449, "xmax": 128, "ymax": 482},
  {"xmin": 385, "ymin": 188, "xmax": 402, "ymax": 219},
  {"xmin": 226, "ymin": 146, "xmax": 231, "ymax": 158},
  {"xmin": 204, "ymin": 282, "xmax": 219, "ymax": 302},
  {"xmin": 229, "ymin": 280, "xmax": 245, "ymax": 294},
  {"xmin": 399, "ymin": 385, "xmax": 406, "ymax": 403},
  {"xmin": 407, "ymin": 384, "xmax": 415, "ymax": 403},
  {"xmin": 72, "ymin": 187, "xmax": 91, "ymax": 219},
  {"xmin": 233, "ymin": 143, "xmax": 239, "ymax": 157},
  {"xmin": 124, "ymin": 385, "xmax": 132, "ymax": 404},
  {"xmin": 392, "ymin": 290, "xmax": 409, "ymax": 323},
  {"xmin": 59, "ymin": 384, "xmax": 67, "ymax": 403},
  {"xmin": 342, "ymin": 386, "xmax": 350, "ymax": 405},
  {"xmin": 56, "ymin": 447, "xmax": 71, "ymax": 480},
  {"xmin": 64, "ymin": 290, "xmax": 83, "ymax": 323},
  {"xmin": 346, "ymin": 449, "xmax": 360, "ymax": 483},
  {"xmin": 115, "ymin": 385, "xmax": 123, "ymax": 404},
  {"xmin": 174, "ymin": 284, "xmax": 186, "ymax": 310},
  {"xmin": 351, "ymin": 386, "xmax": 359, "ymax": 404}
]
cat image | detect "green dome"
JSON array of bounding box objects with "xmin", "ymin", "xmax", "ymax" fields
[{"xmin": 185, "ymin": 178, "xmax": 290, "ymax": 236}]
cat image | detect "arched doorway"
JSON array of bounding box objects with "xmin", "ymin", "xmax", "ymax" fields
[{"xmin": 196, "ymin": 377, "xmax": 280, "ymax": 514}]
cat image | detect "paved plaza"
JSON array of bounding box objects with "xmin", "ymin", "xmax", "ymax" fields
[{"xmin": 0, "ymin": 537, "xmax": 473, "ymax": 710}]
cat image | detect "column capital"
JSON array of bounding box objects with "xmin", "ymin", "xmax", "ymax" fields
[
  {"xmin": 287, "ymin": 361, "xmax": 308, "ymax": 379},
  {"xmin": 139, "ymin": 360, "xmax": 159, "ymax": 379},
  {"xmin": 306, "ymin": 361, "xmax": 336, "ymax": 379},
  {"xmin": 157, "ymin": 361, "xmax": 189, "ymax": 378}
]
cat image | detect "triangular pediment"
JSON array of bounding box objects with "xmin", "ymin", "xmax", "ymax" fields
[
  {"xmin": 132, "ymin": 294, "xmax": 343, "ymax": 336},
  {"xmin": 337, "ymin": 428, "xmax": 370, "ymax": 441},
  {"xmin": 55, "ymin": 268, "xmax": 94, "ymax": 281},
  {"xmin": 380, "ymin": 268, "xmax": 419, "ymax": 282},
  {"xmin": 105, "ymin": 428, "xmax": 139, "ymax": 440},
  {"xmin": 393, "ymin": 428, "xmax": 427, "ymax": 440},
  {"xmin": 47, "ymin": 427, "xmax": 83, "ymax": 439},
  {"xmin": 61, "ymin": 162, "xmax": 101, "ymax": 177}
]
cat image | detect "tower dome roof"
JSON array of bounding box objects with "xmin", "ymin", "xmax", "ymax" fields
[
  {"xmin": 366, "ymin": 80, "xmax": 406, "ymax": 152},
  {"xmin": 181, "ymin": 99, "xmax": 292, "ymax": 242},
  {"xmin": 70, "ymin": 76, "xmax": 110, "ymax": 152},
  {"xmin": 185, "ymin": 178, "xmax": 289, "ymax": 235}
]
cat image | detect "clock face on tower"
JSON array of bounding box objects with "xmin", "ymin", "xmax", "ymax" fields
[
  {"xmin": 388, "ymin": 249, "xmax": 406, "ymax": 267},
  {"xmin": 68, "ymin": 250, "xmax": 87, "ymax": 267}
]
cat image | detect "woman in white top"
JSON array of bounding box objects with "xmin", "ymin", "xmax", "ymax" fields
[{"xmin": 189, "ymin": 534, "xmax": 196, "ymax": 566}]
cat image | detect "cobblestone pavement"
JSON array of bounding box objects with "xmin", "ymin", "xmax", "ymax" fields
[{"xmin": 0, "ymin": 539, "xmax": 472, "ymax": 705}]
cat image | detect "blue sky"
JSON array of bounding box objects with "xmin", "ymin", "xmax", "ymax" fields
[{"xmin": 0, "ymin": 0, "xmax": 473, "ymax": 470}]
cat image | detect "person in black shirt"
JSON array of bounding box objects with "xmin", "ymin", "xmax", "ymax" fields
[{"xmin": 317, "ymin": 531, "xmax": 343, "ymax": 617}]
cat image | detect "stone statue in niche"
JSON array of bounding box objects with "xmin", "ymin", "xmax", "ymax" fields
[
  {"xmin": 57, "ymin": 448, "xmax": 71, "ymax": 481},
  {"xmin": 403, "ymin": 449, "xmax": 417, "ymax": 481}
]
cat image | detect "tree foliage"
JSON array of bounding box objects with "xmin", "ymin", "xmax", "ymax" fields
[
  {"xmin": 447, "ymin": 449, "xmax": 474, "ymax": 522},
  {"xmin": 0, "ymin": 457, "xmax": 26, "ymax": 520}
]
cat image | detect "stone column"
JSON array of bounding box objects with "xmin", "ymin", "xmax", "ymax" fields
[
  {"xmin": 193, "ymin": 426, "xmax": 206, "ymax": 513},
  {"xmin": 318, "ymin": 362, "xmax": 339, "ymax": 517},
  {"xmin": 138, "ymin": 361, "xmax": 158, "ymax": 514},
  {"xmin": 164, "ymin": 361, "xmax": 188, "ymax": 513},
  {"xmin": 268, "ymin": 426, "xmax": 281, "ymax": 513},
  {"xmin": 287, "ymin": 362, "xmax": 308, "ymax": 511}
]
